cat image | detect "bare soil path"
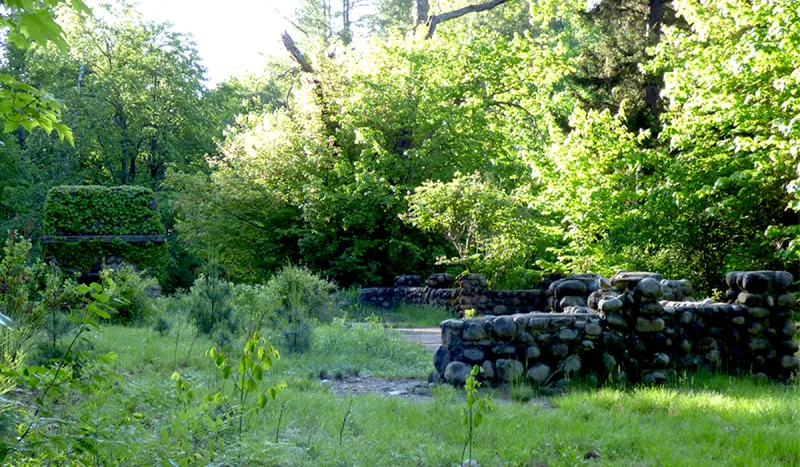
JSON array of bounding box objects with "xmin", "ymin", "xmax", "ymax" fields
[
  {"xmin": 395, "ymin": 327, "xmax": 441, "ymax": 353},
  {"xmin": 318, "ymin": 326, "xmax": 554, "ymax": 408}
]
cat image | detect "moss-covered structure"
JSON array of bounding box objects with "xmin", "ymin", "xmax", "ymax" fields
[{"xmin": 42, "ymin": 186, "xmax": 167, "ymax": 283}]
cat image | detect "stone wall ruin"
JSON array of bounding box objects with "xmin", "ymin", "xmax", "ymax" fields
[{"xmin": 433, "ymin": 270, "xmax": 799, "ymax": 386}]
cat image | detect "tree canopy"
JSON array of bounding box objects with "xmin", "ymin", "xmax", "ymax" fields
[{"xmin": 1, "ymin": 0, "xmax": 797, "ymax": 292}]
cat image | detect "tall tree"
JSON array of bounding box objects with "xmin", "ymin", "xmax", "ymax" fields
[{"xmin": 22, "ymin": 3, "xmax": 211, "ymax": 186}]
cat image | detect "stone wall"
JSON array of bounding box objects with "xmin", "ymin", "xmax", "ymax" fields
[
  {"xmin": 435, "ymin": 270, "xmax": 799, "ymax": 386},
  {"xmin": 359, "ymin": 286, "xmax": 456, "ymax": 309},
  {"xmin": 454, "ymin": 274, "xmax": 548, "ymax": 315},
  {"xmin": 360, "ymin": 272, "xmax": 697, "ymax": 316}
]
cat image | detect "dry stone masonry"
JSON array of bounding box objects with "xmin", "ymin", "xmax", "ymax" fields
[
  {"xmin": 432, "ymin": 270, "xmax": 799, "ymax": 386},
  {"xmin": 360, "ymin": 272, "xmax": 696, "ymax": 316}
]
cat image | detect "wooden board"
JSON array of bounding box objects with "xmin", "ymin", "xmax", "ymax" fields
[{"xmin": 39, "ymin": 235, "xmax": 167, "ymax": 244}]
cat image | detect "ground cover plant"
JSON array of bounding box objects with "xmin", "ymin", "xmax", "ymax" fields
[{"xmin": 8, "ymin": 314, "xmax": 800, "ymax": 465}]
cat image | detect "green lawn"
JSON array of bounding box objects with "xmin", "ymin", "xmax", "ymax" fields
[{"xmin": 29, "ymin": 321, "xmax": 800, "ymax": 466}]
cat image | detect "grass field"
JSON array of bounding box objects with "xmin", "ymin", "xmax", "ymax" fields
[{"xmin": 51, "ymin": 318, "xmax": 800, "ymax": 466}]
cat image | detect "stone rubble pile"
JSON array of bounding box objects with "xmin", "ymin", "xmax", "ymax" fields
[
  {"xmin": 360, "ymin": 274, "xmax": 458, "ymax": 309},
  {"xmin": 362, "ymin": 272, "xmax": 704, "ymax": 316},
  {"xmin": 546, "ymin": 274, "xmax": 606, "ymax": 312},
  {"xmin": 727, "ymin": 271, "xmax": 799, "ymax": 377},
  {"xmin": 359, "ymin": 287, "xmax": 398, "ymax": 308},
  {"xmin": 436, "ymin": 313, "xmax": 606, "ymax": 387}
]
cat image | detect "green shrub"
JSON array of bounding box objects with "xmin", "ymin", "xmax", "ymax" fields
[
  {"xmin": 0, "ymin": 232, "xmax": 55, "ymax": 362},
  {"xmin": 268, "ymin": 265, "xmax": 335, "ymax": 353},
  {"xmin": 280, "ymin": 319, "xmax": 314, "ymax": 354},
  {"xmin": 42, "ymin": 185, "xmax": 168, "ymax": 283},
  {"xmin": 231, "ymin": 282, "xmax": 279, "ymax": 336},
  {"xmin": 187, "ymin": 273, "xmax": 237, "ymax": 336},
  {"xmin": 152, "ymin": 317, "xmax": 171, "ymax": 336},
  {"xmin": 100, "ymin": 265, "xmax": 157, "ymax": 324},
  {"xmin": 509, "ymin": 383, "xmax": 536, "ymax": 403}
]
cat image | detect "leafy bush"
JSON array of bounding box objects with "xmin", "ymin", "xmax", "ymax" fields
[
  {"xmin": 405, "ymin": 172, "xmax": 550, "ymax": 288},
  {"xmin": 0, "ymin": 232, "xmax": 62, "ymax": 362},
  {"xmin": 280, "ymin": 319, "xmax": 314, "ymax": 354},
  {"xmin": 100, "ymin": 265, "xmax": 158, "ymax": 324}
]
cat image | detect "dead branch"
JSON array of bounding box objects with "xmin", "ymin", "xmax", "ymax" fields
[
  {"xmin": 424, "ymin": 0, "xmax": 512, "ymax": 39},
  {"xmin": 281, "ymin": 31, "xmax": 314, "ymax": 73}
]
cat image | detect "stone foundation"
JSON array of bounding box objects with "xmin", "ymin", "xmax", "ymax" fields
[{"xmin": 435, "ymin": 270, "xmax": 799, "ymax": 386}]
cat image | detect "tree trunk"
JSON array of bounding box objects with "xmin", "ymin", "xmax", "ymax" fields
[
  {"xmin": 644, "ymin": 0, "xmax": 671, "ymax": 121},
  {"xmin": 129, "ymin": 154, "xmax": 136, "ymax": 183},
  {"xmin": 342, "ymin": 0, "xmax": 351, "ymax": 43},
  {"xmin": 120, "ymin": 156, "xmax": 127, "ymax": 185},
  {"xmin": 413, "ymin": 0, "xmax": 430, "ymax": 26}
]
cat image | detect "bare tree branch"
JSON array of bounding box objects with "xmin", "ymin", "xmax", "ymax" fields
[
  {"xmin": 269, "ymin": 5, "xmax": 310, "ymax": 37},
  {"xmin": 424, "ymin": 0, "xmax": 512, "ymax": 39},
  {"xmin": 281, "ymin": 32, "xmax": 314, "ymax": 73}
]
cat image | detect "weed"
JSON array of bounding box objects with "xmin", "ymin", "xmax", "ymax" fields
[
  {"xmin": 509, "ymin": 383, "xmax": 537, "ymax": 403},
  {"xmin": 462, "ymin": 365, "xmax": 493, "ymax": 466}
]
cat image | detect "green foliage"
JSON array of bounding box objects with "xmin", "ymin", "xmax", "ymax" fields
[
  {"xmin": 269, "ymin": 264, "xmax": 336, "ymax": 353},
  {"xmin": 0, "ymin": 0, "xmax": 91, "ymax": 143},
  {"xmin": 231, "ymin": 282, "xmax": 279, "ymax": 336},
  {"xmin": 462, "ymin": 364, "xmax": 493, "ymax": 466},
  {"xmin": 42, "ymin": 185, "xmax": 168, "ymax": 282},
  {"xmin": 169, "ymin": 30, "xmax": 535, "ymax": 285},
  {"xmin": 205, "ymin": 332, "xmax": 286, "ymax": 441},
  {"xmin": 651, "ymin": 0, "xmax": 800, "ymax": 285},
  {"xmin": 270, "ymin": 264, "xmax": 336, "ymax": 322},
  {"xmin": 100, "ymin": 265, "xmax": 157, "ymax": 324},
  {"xmin": 0, "ymin": 281, "xmax": 118, "ymax": 464},
  {"xmin": 43, "ymin": 185, "xmax": 165, "ymax": 235},
  {"xmin": 539, "ymin": 108, "xmax": 665, "ymax": 276},
  {"xmin": 0, "ymin": 232, "xmax": 55, "ymax": 362},
  {"xmin": 153, "ymin": 318, "xmax": 172, "ymax": 336},
  {"xmin": 186, "ymin": 268, "xmax": 237, "ymax": 341},
  {"xmin": 406, "ymin": 171, "xmax": 549, "ymax": 287},
  {"xmin": 20, "ymin": 3, "xmax": 215, "ymax": 186}
]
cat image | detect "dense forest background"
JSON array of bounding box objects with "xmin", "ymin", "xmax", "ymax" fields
[{"xmin": 2, "ymin": 0, "xmax": 799, "ymax": 294}]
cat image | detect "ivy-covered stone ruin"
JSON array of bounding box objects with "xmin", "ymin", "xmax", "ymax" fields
[{"xmin": 41, "ymin": 185, "xmax": 168, "ymax": 283}]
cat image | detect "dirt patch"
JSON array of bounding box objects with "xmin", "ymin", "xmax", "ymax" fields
[
  {"xmin": 321, "ymin": 376, "xmax": 434, "ymax": 400},
  {"xmin": 320, "ymin": 375, "xmax": 555, "ymax": 409}
]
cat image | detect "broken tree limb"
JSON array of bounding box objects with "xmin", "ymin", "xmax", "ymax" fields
[
  {"xmin": 281, "ymin": 32, "xmax": 314, "ymax": 73},
  {"xmin": 424, "ymin": 0, "xmax": 512, "ymax": 39}
]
